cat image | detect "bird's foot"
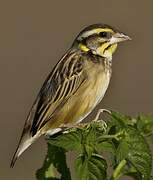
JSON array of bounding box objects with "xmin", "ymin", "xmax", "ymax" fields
[
  {"xmin": 93, "ymin": 109, "xmax": 111, "ymax": 132},
  {"xmin": 93, "ymin": 109, "xmax": 111, "ymax": 121}
]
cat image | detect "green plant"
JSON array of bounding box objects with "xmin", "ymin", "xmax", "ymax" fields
[{"xmin": 36, "ymin": 111, "xmax": 153, "ymax": 180}]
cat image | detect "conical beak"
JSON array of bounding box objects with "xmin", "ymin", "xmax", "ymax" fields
[{"xmin": 110, "ymin": 32, "xmax": 132, "ymax": 44}]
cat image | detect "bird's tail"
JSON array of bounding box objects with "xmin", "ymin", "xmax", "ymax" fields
[
  {"xmin": 10, "ymin": 99, "xmax": 41, "ymax": 167},
  {"xmin": 10, "ymin": 137, "xmax": 31, "ymax": 167},
  {"xmin": 10, "ymin": 133, "xmax": 39, "ymax": 168}
]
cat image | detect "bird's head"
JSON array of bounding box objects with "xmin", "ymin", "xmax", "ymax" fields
[{"xmin": 74, "ymin": 24, "xmax": 131, "ymax": 59}]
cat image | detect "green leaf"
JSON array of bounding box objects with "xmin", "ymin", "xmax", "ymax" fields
[
  {"xmin": 97, "ymin": 141, "xmax": 115, "ymax": 154},
  {"xmin": 116, "ymin": 127, "xmax": 152, "ymax": 180},
  {"xmin": 47, "ymin": 121, "xmax": 106, "ymax": 156},
  {"xmin": 137, "ymin": 114, "xmax": 153, "ymax": 135},
  {"xmin": 48, "ymin": 129, "xmax": 82, "ymax": 151},
  {"xmin": 81, "ymin": 122, "xmax": 99, "ymax": 157},
  {"xmin": 36, "ymin": 143, "xmax": 71, "ymax": 180},
  {"xmin": 111, "ymin": 111, "xmax": 130, "ymax": 127},
  {"xmin": 110, "ymin": 111, "xmax": 137, "ymax": 132},
  {"xmin": 124, "ymin": 172, "xmax": 142, "ymax": 180},
  {"xmin": 116, "ymin": 138, "xmax": 129, "ymax": 162},
  {"xmin": 75, "ymin": 154, "xmax": 107, "ymax": 180}
]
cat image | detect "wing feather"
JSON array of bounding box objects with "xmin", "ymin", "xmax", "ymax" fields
[{"xmin": 30, "ymin": 51, "xmax": 86, "ymax": 136}]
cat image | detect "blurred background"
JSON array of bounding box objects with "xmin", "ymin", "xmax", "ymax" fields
[{"xmin": 0, "ymin": 0, "xmax": 153, "ymax": 179}]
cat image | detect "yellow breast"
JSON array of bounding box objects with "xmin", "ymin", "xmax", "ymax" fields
[{"xmin": 80, "ymin": 60, "xmax": 111, "ymax": 115}]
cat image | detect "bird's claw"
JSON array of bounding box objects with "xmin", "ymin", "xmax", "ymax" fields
[
  {"xmin": 93, "ymin": 108, "xmax": 111, "ymax": 122},
  {"xmin": 93, "ymin": 108, "xmax": 111, "ymax": 132},
  {"xmin": 94, "ymin": 119, "xmax": 107, "ymax": 132}
]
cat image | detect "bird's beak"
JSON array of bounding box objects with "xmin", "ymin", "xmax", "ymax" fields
[{"xmin": 110, "ymin": 32, "xmax": 132, "ymax": 44}]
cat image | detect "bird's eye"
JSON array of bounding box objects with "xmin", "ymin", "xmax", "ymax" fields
[{"xmin": 99, "ymin": 31, "xmax": 111, "ymax": 38}]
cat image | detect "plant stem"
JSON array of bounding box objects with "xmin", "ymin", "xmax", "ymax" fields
[
  {"xmin": 98, "ymin": 131, "xmax": 124, "ymax": 142},
  {"xmin": 111, "ymin": 159, "xmax": 127, "ymax": 180}
]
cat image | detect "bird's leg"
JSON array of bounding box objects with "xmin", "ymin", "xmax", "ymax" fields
[{"xmin": 93, "ymin": 109, "xmax": 111, "ymax": 132}]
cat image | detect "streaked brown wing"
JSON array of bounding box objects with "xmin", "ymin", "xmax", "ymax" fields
[{"xmin": 30, "ymin": 50, "xmax": 86, "ymax": 136}]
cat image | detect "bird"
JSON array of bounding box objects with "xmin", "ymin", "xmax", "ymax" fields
[{"xmin": 10, "ymin": 23, "xmax": 131, "ymax": 167}]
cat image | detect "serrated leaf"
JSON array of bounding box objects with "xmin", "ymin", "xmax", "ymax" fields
[
  {"xmin": 137, "ymin": 114, "xmax": 153, "ymax": 135},
  {"xmin": 47, "ymin": 128, "xmax": 82, "ymax": 151},
  {"xmin": 116, "ymin": 127, "xmax": 152, "ymax": 180},
  {"xmin": 82, "ymin": 122, "xmax": 99, "ymax": 157},
  {"xmin": 75, "ymin": 154, "xmax": 107, "ymax": 180},
  {"xmin": 124, "ymin": 172, "xmax": 142, "ymax": 180},
  {"xmin": 36, "ymin": 143, "xmax": 71, "ymax": 180},
  {"xmin": 47, "ymin": 122, "xmax": 103, "ymax": 154},
  {"xmin": 97, "ymin": 141, "xmax": 115, "ymax": 154},
  {"xmin": 111, "ymin": 111, "xmax": 131, "ymax": 128},
  {"xmin": 116, "ymin": 140, "xmax": 129, "ymax": 162}
]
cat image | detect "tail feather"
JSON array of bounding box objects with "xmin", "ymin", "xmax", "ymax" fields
[
  {"xmin": 10, "ymin": 152, "xmax": 18, "ymax": 168},
  {"xmin": 10, "ymin": 137, "xmax": 34, "ymax": 168},
  {"xmin": 10, "ymin": 100, "xmax": 40, "ymax": 167}
]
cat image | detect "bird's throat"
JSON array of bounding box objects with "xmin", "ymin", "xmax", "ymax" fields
[
  {"xmin": 78, "ymin": 42, "xmax": 117, "ymax": 59},
  {"xmin": 97, "ymin": 43, "xmax": 118, "ymax": 58}
]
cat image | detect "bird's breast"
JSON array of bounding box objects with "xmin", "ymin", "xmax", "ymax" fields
[
  {"xmin": 84, "ymin": 62, "xmax": 111, "ymax": 111},
  {"xmin": 66, "ymin": 61, "xmax": 111, "ymax": 124}
]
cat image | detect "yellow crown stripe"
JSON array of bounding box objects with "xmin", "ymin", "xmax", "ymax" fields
[
  {"xmin": 94, "ymin": 28, "xmax": 114, "ymax": 34},
  {"xmin": 79, "ymin": 28, "xmax": 114, "ymax": 40}
]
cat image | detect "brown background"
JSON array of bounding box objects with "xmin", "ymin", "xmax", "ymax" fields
[{"xmin": 0, "ymin": 0, "xmax": 153, "ymax": 179}]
